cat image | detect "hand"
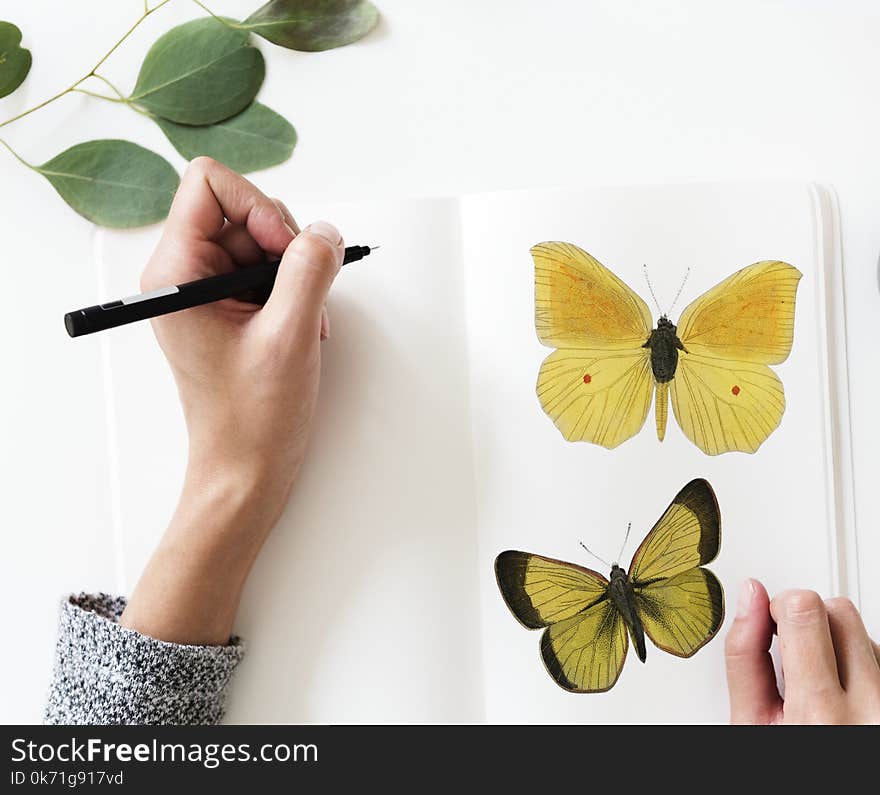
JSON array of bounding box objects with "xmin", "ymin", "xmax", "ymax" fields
[
  {"xmin": 120, "ymin": 157, "xmax": 343, "ymax": 645},
  {"xmin": 144, "ymin": 156, "xmax": 342, "ymax": 503},
  {"xmin": 725, "ymin": 579, "xmax": 880, "ymax": 724}
]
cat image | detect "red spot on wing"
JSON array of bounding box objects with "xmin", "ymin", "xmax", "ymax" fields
[
  {"xmin": 583, "ymin": 373, "xmax": 592, "ymax": 384},
  {"xmin": 731, "ymin": 385, "xmax": 741, "ymax": 396}
]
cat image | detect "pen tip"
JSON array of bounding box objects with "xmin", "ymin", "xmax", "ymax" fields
[{"xmin": 369, "ymin": 244, "xmax": 381, "ymax": 251}]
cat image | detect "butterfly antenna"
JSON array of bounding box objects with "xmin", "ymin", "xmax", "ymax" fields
[
  {"xmin": 643, "ymin": 265, "xmax": 663, "ymax": 315},
  {"xmin": 667, "ymin": 266, "xmax": 691, "ymax": 316},
  {"xmin": 614, "ymin": 522, "xmax": 632, "ymax": 565},
  {"xmin": 579, "ymin": 540, "xmax": 611, "ymax": 569}
]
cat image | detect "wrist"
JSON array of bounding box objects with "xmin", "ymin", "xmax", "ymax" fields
[
  {"xmin": 177, "ymin": 457, "xmax": 290, "ymax": 547},
  {"xmin": 120, "ymin": 450, "xmax": 291, "ymax": 646}
]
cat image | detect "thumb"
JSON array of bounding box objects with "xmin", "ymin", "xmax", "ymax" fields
[
  {"xmin": 262, "ymin": 221, "xmax": 343, "ymax": 334},
  {"xmin": 725, "ymin": 578, "xmax": 782, "ymax": 724}
]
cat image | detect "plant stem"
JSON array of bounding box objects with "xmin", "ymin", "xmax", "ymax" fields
[
  {"xmin": 72, "ymin": 74, "xmax": 153, "ymax": 119},
  {"xmin": 89, "ymin": 73, "xmax": 130, "ymax": 102},
  {"xmin": 99, "ymin": 74, "xmax": 152, "ymax": 116},
  {"xmin": 190, "ymin": 0, "xmax": 244, "ymax": 29},
  {"xmin": 0, "ymin": 86, "xmax": 74, "ymax": 131},
  {"xmin": 89, "ymin": 0, "xmax": 173, "ymax": 76},
  {"xmin": 0, "ymin": 137, "xmax": 35, "ymax": 170},
  {"xmin": 73, "ymin": 88, "xmax": 125, "ymax": 102},
  {"xmin": 0, "ymin": 0, "xmax": 173, "ymax": 130}
]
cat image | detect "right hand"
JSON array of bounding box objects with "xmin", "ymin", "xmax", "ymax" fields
[
  {"xmin": 122, "ymin": 158, "xmax": 344, "ymax": 645},
  {"xmin": 725, "ymin": 579, "xmax": 880, "ymax": 724},
  {"xmin": 140, "ymin": 157, "xmax": 344, "ymax": 525}
]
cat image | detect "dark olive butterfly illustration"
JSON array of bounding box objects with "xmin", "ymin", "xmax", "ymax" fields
[{"xmin": 495, "ymin": 479, "xmax": 724, "ymax": 692}]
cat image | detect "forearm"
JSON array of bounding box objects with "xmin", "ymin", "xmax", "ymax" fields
[
  {"xmin": 120, "ymin": 461, "xmax": 286, "ymax": 646},
  {"xmin": 45, "ymin": 463, "xmax": 283, "ymax": 725}
]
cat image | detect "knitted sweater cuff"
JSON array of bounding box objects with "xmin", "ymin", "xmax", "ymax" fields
[{"xmin": 44, "ymin": 593, "xmax": 245, "ymax": 725}]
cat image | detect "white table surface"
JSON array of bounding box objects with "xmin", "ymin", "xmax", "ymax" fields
[{"xmin": 1, "ymin": 0, "xmax": 878, "ymax": 723}]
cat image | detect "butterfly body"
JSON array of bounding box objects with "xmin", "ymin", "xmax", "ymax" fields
[
  {"xmin": 532, "ymin": 242, "xmax": 802, "ymax": 454},
  {"xmin": 643, "ymin": 316, "xmax": 685, "ymax": 383},
  {"xmin": 495, "ymin": 479, "xmax": 724, "ymax": 692},
  {"xmin": 607, "ymin": 564, "xmax": 647, "ymax": 663}
]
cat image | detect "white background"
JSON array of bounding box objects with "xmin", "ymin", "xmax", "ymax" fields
[{"xmin": 1, "ymin": 0, "xmax": 879, "ymax": 722}]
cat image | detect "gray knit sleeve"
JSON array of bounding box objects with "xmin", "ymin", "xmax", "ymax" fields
[{"xmin": 45, "ymin": 593, "xmax": 245, "ymax": 725}]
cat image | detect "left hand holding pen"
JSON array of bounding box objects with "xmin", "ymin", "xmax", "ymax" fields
[{"xmin": 121, "ymin": 157, "xmax": 344, "ymax": 645}]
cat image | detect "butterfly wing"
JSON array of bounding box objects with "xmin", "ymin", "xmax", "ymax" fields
[
  {"xmin": 635, "ymin": 569, "xmax": 724, "ymax": 657},
  {"xmin": 628, "ymin": 479, "xmax": 724, "ymax": 658},
  {"xmin": 676, "ymin": 260, "xmax": 802, "ymax": 363},
  {"xmin": 495, "ymin": 551, "xmax": 628, "ymax": 692},
  {"xmin": 532, "ymin": 242, "xmax": 653, "ymax": 350},
  {"xmin": 629, "ymin": 479, "xmax": 720, "ymax": 582},
  {"xmin": 537, "ymin": 348, "xmax": 653, "ymax": 447},
  {"xmin": 495, "ymin": 551, "xmax": 609, "ymax": 627},
  {"xmin": 541, "ymin": 602, "xmax": 629, "ymax": 692},
  {"xmin": 669, "ymin": 261, "xmax": 800, "ymax": 455},
  {"xmin": 532, "ymin": 243, "xmax": 655, "ymax": 448},
  {"xmin": 670, "ymin": 353, "xmax": 785, "ymax": 455}
]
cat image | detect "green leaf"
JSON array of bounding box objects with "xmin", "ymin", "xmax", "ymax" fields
[
  {"xmin": 0, "ymin": 21, "xmax": 32, "ymax": 98},
  {"xmin": 130, "ymin": 17, "xmax": 265, "ymax": 125},
  {"xmin": 155, "ymin": 102, "xmax": 297, "ymax": 174},
  {"xmin": 36, "ymin": 140, "xmax": 179, "ymax": 228},
  {"xmin": 242, "ymin": 0, "xmax": 378, "ymax": 52}
]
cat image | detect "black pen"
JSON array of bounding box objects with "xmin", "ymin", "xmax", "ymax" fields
[{"xmin": 64, "ymin": 244, "xmax": 378, "ymax": 338}]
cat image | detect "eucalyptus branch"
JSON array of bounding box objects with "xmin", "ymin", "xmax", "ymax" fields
[
  {"xmin": 0, "ymin": 0, "xmax": 377, "ymax": 228},
  {"xmin": 0, "ymin": 0, "xmax": 173, "ymax": 129}
]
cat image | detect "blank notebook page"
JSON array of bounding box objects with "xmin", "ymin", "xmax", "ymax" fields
[{"xmin": 96, "ymin": 198, "xmax": 484, "ymax": 723}]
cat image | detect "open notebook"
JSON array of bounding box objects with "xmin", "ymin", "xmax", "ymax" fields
[{"xmin": 93, "ymin": 182, "xmax": 856, "ymax": 723}]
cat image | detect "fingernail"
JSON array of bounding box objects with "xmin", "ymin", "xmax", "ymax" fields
[
  {"xmin": 737, "ymin": 579, "xmax": 755, "ymax": 618},
  {"xmin": 283, "ymin": 221, "xmax": 297, "ymax": 238},
  {"xmin": 320, "ymin": 306, "xmax": 330, "ymax": 340},
  {"xmin": 304, "ymin": 221, "xmax": 343, "ymax": 246}
]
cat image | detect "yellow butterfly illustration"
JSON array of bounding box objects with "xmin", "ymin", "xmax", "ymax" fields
[
  {"xmin": 531, "ymin": 242, "xmax": 802, "ymax": 454},
  {"xmin": 495, "ymin": 478, "xmax": 724, "ymax": 693}
]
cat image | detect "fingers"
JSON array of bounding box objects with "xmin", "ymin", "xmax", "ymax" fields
[
  {"xmin": 215, "ymin": 222, "xmax": 267, "ymax": 266},
  {"xmin": 824, "ymin": 597, "xmax": 880, "ymax": 692},
  {"xmin": 770, "ymin": 590, "xmax": 842, "ymax": 707},
  {"xmin": 729, "ymin": 585, "xmax": 880, "ymax": 724},
  {"xmin": 262, "ymin": 221, "xmax": 343, "ymax": 337},
  {"xmin": 212, "ymin": 200, "xmax": 300, "ymax": 269},
  {"xmin": 726, "ymin": 579, "xmax": 782, "ymax": 724},
  {"xmin": 273, "ymin": 198, "xmax": 301, "ymax": 235},
  {"xmin": 164, "ymin": 157, "xmax": 295, "ymax": 257}
]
